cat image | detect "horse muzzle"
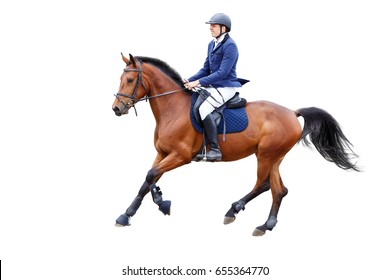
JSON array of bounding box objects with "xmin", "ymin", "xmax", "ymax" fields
[
  {"xmin": 112, "ymin": 105, "xmax": 124, "ymax": 116},
  {"xmin": 112, "ymin": 93, "xmax": 135, "ymax": 116},
  {"xmin": 113, "ymin": 103, "xmax": 132, "ymax": 116}
]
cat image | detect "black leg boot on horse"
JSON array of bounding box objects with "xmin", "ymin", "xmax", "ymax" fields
[{"xmin": 202, "ymin": 114, "xmax": 222, "ymax": 161}]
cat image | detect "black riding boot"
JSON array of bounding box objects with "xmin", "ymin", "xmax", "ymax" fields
[{"xmin": 202, "ymin": 114, "xmax": 222, "ymax": 161}]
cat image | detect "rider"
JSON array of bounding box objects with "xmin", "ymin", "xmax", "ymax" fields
[{"xmin": 184, "ymin": 13, "xmax": 242, "ymax": 162}]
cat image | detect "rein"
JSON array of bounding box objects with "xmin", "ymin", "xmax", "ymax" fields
[
  {"xmin": 114, "ymin": 63, "xmax": 184, "ymax": 116},
  {"xmin": 138, "ymin": 89, "xmax": 183, "ymax": 102}
]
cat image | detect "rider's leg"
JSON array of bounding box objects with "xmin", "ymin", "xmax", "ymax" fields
[
  {"xmin": 197, "ymin": 87, "xmax": 236, "ymax": 161},
  {"xmin": 202, "ymin": 113, "xmax": 222, "ymax": 161}
]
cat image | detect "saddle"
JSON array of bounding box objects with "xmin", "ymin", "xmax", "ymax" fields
[{"xmin": 190, "ymin": 88, "xmax": 249, "ymax": 137}]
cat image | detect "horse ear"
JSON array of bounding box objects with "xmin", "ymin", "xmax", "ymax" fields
[
  {"xmin": 129, "ymin": 53, "xmax": 137, "ymax": 65},
  {"xmin": 121, "ymin": 52, "xmax": 130, "ymax": 65}
]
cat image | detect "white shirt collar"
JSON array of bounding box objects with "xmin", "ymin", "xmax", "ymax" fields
[{"xmin": 214, "ymin": 33, "xmax": 227, "ymax": 44}]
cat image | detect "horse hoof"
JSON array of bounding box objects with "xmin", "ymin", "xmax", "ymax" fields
[
  {"xmin": 223, "ymin": 216, "xmax": 236, "ymax": 225},
  {"xmin": 252, "ymin": 228, "xmax": 266, "ymax": 236},
  {"xmin": 115, "ymin": 214, "xmax": 130, "ymax": 226},
  {"xmin": 159, "ymin": 200, "xmax": 171, "ymax": 215}
]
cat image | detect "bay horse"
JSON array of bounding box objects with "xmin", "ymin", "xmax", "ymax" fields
[{"xmin": 112, "ymin": 53, "xmax": 360, "ymax": 236}]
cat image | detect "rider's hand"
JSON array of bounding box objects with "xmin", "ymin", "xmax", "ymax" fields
[{"xmin": 184, "ymin": 80, "xmax": 200, "ymax": 90}]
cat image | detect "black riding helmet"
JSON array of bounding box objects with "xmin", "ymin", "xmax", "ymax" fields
[{"xmin": 205, "ymin": 13, "xmax": 231, "ymax": 36}]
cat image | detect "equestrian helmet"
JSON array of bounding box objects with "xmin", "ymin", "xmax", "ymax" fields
[{"xmin": 206, "ymin": 13, "xmax": 232, "ymax": 31}]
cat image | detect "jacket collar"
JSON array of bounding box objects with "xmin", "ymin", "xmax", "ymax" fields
[{"xmin": 212, "ymin": 33, "xmax": 230, "ymax": 52}]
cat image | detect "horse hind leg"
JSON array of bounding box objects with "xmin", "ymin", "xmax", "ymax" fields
[
  {"xmin": 253, "ymin": 157, "xmax": 288, "ymax": 236},
  {"xmin": 224, "ymin": 156, "xmax": 273, "ymax": 225},
  {"xmin": 223, "ymin": 177, "xmax": 271, "ymax": 225}
]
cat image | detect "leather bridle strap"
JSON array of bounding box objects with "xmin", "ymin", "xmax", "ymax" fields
[
  {"xmin": 114, "ymin": 63, "xmax": 147, "ymax": 116},
  {"xmin": 114, "ymin": 62, "xmax": 185, "ymax": 116}
]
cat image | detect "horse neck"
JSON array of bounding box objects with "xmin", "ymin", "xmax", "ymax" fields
[{"xmin": 144, "ymin": 65, "xmax": 190, "ymax": 124}]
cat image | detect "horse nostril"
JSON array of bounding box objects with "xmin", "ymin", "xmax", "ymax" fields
[{"xmin": 112, "ymin": 106, "xmax": 122, "ymax": 116}]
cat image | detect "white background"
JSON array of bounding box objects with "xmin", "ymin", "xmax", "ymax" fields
[{"xmin": 1, "ymin": 0, "xmax": 389, "ymax": 279}]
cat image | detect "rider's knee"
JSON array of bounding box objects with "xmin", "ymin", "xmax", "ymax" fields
[{"xmin": 199, "ymin": 103, "xmax": 214, "ymax": 120}]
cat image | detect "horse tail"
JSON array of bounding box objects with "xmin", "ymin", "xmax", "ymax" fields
[{"xmin": 296, "ymin": 107, "xmax": 361, "ymax": 172}]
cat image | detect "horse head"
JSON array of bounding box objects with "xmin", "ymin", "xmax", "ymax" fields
[{"xmin": 112, "ymin": 53, "xmax": 148, "ymax": 116}]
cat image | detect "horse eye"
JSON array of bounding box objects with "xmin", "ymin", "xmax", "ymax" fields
[{"xmin": 127, "ymin": 78, "xmax": 134, "ymax": 83}]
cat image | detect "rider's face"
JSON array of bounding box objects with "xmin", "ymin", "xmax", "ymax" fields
[{"xmin": 210, "ymin": 24, "xmax": 223, "ymax": 38}]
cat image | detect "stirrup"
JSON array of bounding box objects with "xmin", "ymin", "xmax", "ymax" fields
[
  {"xmin": 193, "ymin": 145, "xmax": 207, "ymax": 162},
  {"xmin": 194, "ymin": 152, "xmax": 206, "ymax": 162}
]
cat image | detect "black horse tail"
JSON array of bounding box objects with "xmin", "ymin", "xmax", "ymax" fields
[{"xmin": 296, "ymin": 107, "xmax": 361, "ymax": 172}]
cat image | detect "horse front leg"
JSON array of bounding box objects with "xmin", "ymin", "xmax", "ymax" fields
[
  {"xmin": 147, "ymin": 152, "xmax": 191, "ymax": 215},
  {"xmin": 148, "ymin": 168, "xmax": 172, "ymax": 216},
  {"xmin": 115, "ymin": 173, "xmax": 155, "ymax": 226},
  {"xmin": 115, "ymin": 152, "xmax": 164, "ymax": 226},
  {"xmin": 115, "ymin": 151, "xmax": 189, "ymax": 226}
]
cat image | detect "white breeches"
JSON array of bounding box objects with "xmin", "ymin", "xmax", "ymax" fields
[{"xmin": 199, "ymin": 87, "xmax": 237, "ymax": 120}]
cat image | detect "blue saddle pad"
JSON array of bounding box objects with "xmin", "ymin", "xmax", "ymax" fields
[{"xmin": 190, "ymin": 93, "xmax": 248, "ymax": 134}]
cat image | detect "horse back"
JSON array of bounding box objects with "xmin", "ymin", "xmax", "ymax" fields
[{"xmin": 250, "ymin": 100, "xmax": 301, "ymax": 136}]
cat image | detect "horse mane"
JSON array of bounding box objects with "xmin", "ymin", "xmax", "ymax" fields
[{"xmin": 135, "ymin": 56, "xmax": 192, "ymax": 94}]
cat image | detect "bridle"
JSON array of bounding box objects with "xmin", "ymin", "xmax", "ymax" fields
[
  {"xmin": 114, "ymin": 62, "xmax": 183, "ymax": 116},
  {"xmin": 114, "ymin": 62, "xmax": 147, "ymax": 116}
]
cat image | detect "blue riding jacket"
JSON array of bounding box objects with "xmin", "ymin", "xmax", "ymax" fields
[{"xmin": 188, "ymin": 33, "xmax": 242, "ymax": 88}]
